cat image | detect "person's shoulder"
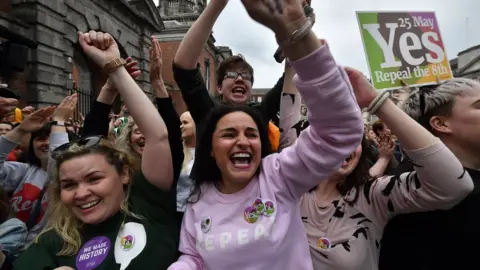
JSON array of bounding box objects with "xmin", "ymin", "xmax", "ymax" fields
[
  {"xmin": 35, "ymin": 229, "xmax": 64, "ymax": 247},
  {"xmin": 248, "ymin": 102, "xmax": 261, "ymax": 110}
]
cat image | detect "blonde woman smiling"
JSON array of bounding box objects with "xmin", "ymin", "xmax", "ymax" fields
[{"xmin": 14, "ymin": 30, "xmax": 178, "ymax": 270}]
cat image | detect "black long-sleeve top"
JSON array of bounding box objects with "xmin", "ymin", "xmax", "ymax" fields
[
  {"xmin": 172, "ymin": 63, "xmax": 284, "ymax": 180},
  {"xmin": 82, "ymin": 97, "xmax": 184, "ymax": 188},
  {"xmin": 172, "ymin": 63, "xmax": 285, "ymax": 129}
]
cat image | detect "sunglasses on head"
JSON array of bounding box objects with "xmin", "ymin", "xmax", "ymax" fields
[
  {"xmin": 51, "ymin": 136, "xmax": 104, "ymax": 158},
  {"xmin": 224, "ymin": 71, "xmax": 252, "ymax": 82}
]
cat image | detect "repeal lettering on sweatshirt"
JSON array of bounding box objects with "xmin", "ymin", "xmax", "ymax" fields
[
  {"xmin": 169, "ymin": 45, "xmax": 365, "ymax": 270},
  {"xmin": 195, "ymin": 218, "xmax": 276, "ymax": 251},
  {"xmin": 10, "ymin": 183, "xmax": 48, "ymax": 223},
  {"xmin": 0, "ymin": 133, "xmax": 69, "ymax": 244}
]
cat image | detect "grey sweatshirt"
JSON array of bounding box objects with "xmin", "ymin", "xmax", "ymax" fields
[{"xmin": 0, "ymin": 132, "xmax": 68, "ymax": 245}]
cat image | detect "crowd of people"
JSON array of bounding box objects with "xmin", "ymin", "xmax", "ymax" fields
[{"xmin": 0, "ymin": 0, "xmax": 478, "ymax": 269}]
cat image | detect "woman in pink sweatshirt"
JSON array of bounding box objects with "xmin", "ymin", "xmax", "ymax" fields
[
  {"xmin": 300, "ymin": 69, "xmax": 474, "ymax": 269},
  {"xmin": 167, "ymin": 1, "xmax": 364, "ymax": 269}
]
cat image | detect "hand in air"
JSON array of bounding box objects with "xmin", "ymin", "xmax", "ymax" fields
[
  {"xmin": 344, "ymin": 67, "xmax": 377, "ymax": 109},
  {"xmin": 378, "ymin": 136, "xmax": 395, "ymax": 159},
  {"xmin": 21, "ymin": 106, "xmax": 35, "ymax": 116},
  {"xmin": 78, "ymin": 30, "xmax": 120, "ymax": 67},
  {"xmin": 149, "ymin": 38, "xmax": 163, "ymax": 83},
  {"xmin": 18, "ymin": 106, "xmax": 56, "ymax": 133},
  {"xmin": 52, "ymin": 94, "xmax": 78, "ymax": 122},
  {"xmin": 240, "ymin": 0, "xmax": 306, "ymax": 41},
  {"xmin": 0, "ymin": 97, "xmax": 18, "ymax": 119}
]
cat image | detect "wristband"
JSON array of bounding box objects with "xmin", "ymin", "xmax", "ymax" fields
[
  {"xmin": 277, "ymin": 17, "xmax": 315, "ymax": 48},
  {"xmin": 51, "ymin": 121, "xmax": 65, "ymax": 127},
  {"xmin": 366, "ymin": 90, "xmax": 389, "ymax": 112},
  {"xmin": 103, "ymin": 58, "xmax": 126, "ymax": 74},
  {"xmin": 369, "ymin": 92, "xmax": 391, "ymax": 115}
]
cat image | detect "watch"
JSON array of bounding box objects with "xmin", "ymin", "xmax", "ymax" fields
[
  {"xmin": 51, "ymin": 121, "xmax": 65, "ymax": 127},
  {"xmin": 103, "ymin": 58, "xmax": 126, "ymax": 74}
]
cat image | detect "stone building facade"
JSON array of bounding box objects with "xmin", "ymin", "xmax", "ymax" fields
[
  {"xmin": 450, "ymin": 44, "xmax": 480, "ymax": 80},
  {"xmin": 1, "ymin": 0, "xmax": 163, "ymax": 114},
  {"xmin": 249, "ymin": 88, "xmax": 269, "ymax": 104},
  {"xmin": 154, "ymin": 0, "xmax": 233, "ymax": 115}
]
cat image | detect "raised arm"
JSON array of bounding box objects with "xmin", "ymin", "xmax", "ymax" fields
[
  {"xmin": 0, "ymin": 133, "xmax": 31, "ymax": 192},
  {"xmin": 172, "ymin": 0, "xmax": 228, "ymax": 127},
  {"xmin": 368, "ymin": 134, "xmax": 396, "ymax": 177},
  {"xmin": 78, "ymin": 30, "xmax": 173, "ymax": 191},
  {"xmin": 265, "ymin": 44, "xmax": 364, "ymax": 199},
  {"xmin": 151, "ymin": 39, "xmax": 184, "ymax": 183},
  {"xmin": 345, "ymin": 70, "xmax": 473, "ymax": 226},
  {"xmin": 240, "ymin": 0, "xmax": 363, "ymax": 199},
  {"xmin": 1, "ymin": 107, "xmax": 57, "ymax": 192},
  {"xmin": 82, "ymin": 58, "xmax": 140, "ymax": 137},
  {"xmin": 0, "ymin": 96, "xmax": 18, "ymax": 120},
  {"xmin": 174, "ymin": 0, "xmax": 228, "ymax": 69}
]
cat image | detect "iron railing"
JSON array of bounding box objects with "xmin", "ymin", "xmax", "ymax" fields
[{"xmin": 70, "ymin": 87, "xmax": 94, "ymax": 121}]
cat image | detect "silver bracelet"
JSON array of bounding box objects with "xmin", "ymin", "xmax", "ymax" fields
[
  {"xmin": 366, "ymin": 90, "xmax": 389, "ymax": 112},
  {"xmin": 277, "ymin": 17, "xmax": 315, "ymax": 48},
  {"xmin": 369, "ymin": 91, "xmax": 391, "ymax": 115}
]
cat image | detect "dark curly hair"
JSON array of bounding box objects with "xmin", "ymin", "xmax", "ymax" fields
[
  {"xmin": 310, "ymin": 136, "xmax": 376, "ymax": 205},
  {"xmin": 189, "ymin": 105, "xmax": 272, "ymax": 203}
]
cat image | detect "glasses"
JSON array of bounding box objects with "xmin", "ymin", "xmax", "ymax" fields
[
  {"xmin": 51, "ymin": 136, "xmax": 103, "ymax": 158},
  {"xmin": 224, "ymin": 71, "xmax": 252, "ymax": 82}
]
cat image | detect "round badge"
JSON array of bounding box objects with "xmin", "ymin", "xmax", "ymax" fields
[
  {"xmin": 318, "ymin": 237, "xmax": 331, "ymax": 249},
  {"xmin": 76, "ymin": 236, "xmax": 111, "ymax": 270},
  {"xmin": 120, "ymin": 235, "xmax": 135, "ymax": 251},
  {"xmin": 263, "ymin": 200, "xmax": 275, "ymax": 216},
  {"xmin": 244, "ymin": 206, "xmax": 259, "ymax": 223},
  {"xmin": 201, "ymin": 216, "xmax": 212, "ymax": 233},
  {"xmin": 253, "ymin": 198, "xmax": 265, "ymax": 214}
]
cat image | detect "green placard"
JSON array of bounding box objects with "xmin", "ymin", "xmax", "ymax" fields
[{"xmin": 356, "ymin": 11, "xmax": 453, "ymax": 90}]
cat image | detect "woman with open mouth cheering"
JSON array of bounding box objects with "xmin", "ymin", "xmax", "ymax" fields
[
  {"xmin": 14, "ymin": 30, "xmax": 179, "ymax": 270},
  {"xmin": 300, "ymin": 68, "xmax": 473, "ymax": 270},
  {"xmin": 167, "ymin": 0, "xmax": 364, "ymax": 269}
]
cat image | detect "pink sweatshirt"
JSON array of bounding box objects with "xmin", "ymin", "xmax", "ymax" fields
[
  {"xmin": 301, "ymin": 140, "xmax": 473, "ymax": 270},
  {"xmin": 168, "ymin": 45, "xmax": 364, "ymax": 270}
]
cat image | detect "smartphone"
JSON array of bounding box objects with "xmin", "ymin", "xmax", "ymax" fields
[{"xmin": 274, "ymin": 5, "xmax": 315, "ymax": 63}]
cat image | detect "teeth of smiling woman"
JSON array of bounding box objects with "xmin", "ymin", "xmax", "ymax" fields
[
  {"xmin": 231, "ymin": 153, "xmax": 252, "ymax": 166},
  {"xmin": 232, "ymin": 153, "xmax": 251, "ymax": 159},
  {"xmin": 79, "ymin": 200, "xmax": 100, "ymax": 209}
]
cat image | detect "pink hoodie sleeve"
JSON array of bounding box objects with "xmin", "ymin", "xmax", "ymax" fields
[
  {"xmin": 261, "ymin": 44, "xmax": 364, "ymax": 200},
  {"xmin": 357, "ymin": 140, "xmax": 473, "ymax": 227},
  {"xmin": 167, "ymin": 206, "xmax": 204, "ymax": 270}
]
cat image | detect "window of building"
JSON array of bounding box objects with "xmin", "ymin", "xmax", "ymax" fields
[{"xmin": 257, "ymin": 96, "xmax": 262, "ymax": 102}]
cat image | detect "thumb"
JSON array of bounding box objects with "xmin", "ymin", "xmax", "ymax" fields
[
  {"xmin": 77, "ymin": 32, "xmax": 88, "ymax": 50},
  {"xmin": 344, "ymin": 67, "xmax": 358, "ymax": 77}
]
